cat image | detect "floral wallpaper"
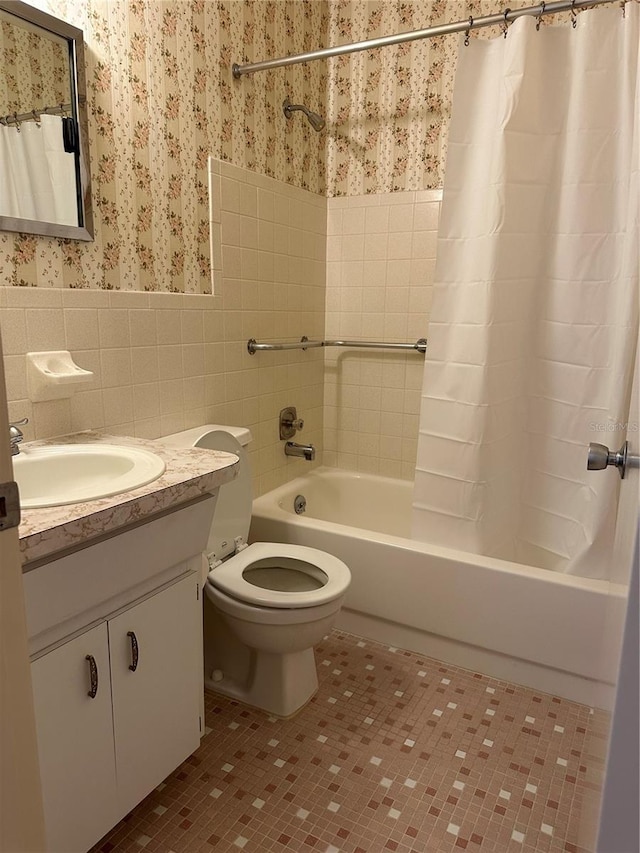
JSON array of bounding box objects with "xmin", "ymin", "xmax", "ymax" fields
[
  {"xmin": 325, "ymin": 0, "xmax": 582, "ymax": 196},
  {"xmin": 0, "ymin": 0, "xmax": 328, "ymax": 291},
  {"xmin": 326, "ymin": 0, "xmax": 453, "ymax": 196},
  {"xmin": 0, "ymin": 12, "xmax": 70, "ymax": 117},
  {"xmin": 0, "ymin": 0, "xmax": 596, "ymax": 289}
]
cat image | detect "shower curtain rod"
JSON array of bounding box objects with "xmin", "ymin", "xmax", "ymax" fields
[
  {"xmin": 0, "ymin": 102, "xmax": 73, "ymax": 127},
  {"xmin": 232, "ymin": 0, "xmax": 619, "ymax": 77}
]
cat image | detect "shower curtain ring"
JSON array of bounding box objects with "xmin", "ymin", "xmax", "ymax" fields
[
  {"xmin": 502, "ymin": 8, "xmax": 511, "ymax": 38},
  {"xmin": 31, "ymin": 110, "xmax": 41, "ymax": 127},
  {"xmin": 620, "ymin": 0, "xmax": 626, "ymax": 18},
  {"xmin": 464, "ymin": 16, "xmax": 473, "ymax": 46},
  {"xmin": 570, "ymin": 0, "xmax": 577, "ymax": 27},
  {"xmin": 536, "ymin": 1, "xmax": 545, "ymax": 30},
  {"xmin": 12, "ymin": 112, "xmax": 21, "ymax": 132}
]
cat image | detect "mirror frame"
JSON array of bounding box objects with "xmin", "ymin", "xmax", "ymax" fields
[{"xmin": 0, "ymin": 0, "xmax": 93, "ymax": 241}]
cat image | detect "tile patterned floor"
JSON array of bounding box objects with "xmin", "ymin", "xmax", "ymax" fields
[{"xmin": 92, "ymin": 631, "xmax": 610, "ymax": 853}]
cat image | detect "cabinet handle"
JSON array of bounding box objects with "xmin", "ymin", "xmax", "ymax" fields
[
  {"xmin": 127, "ymin": 631, "xmax": 139, "ymax": 672},
  {"xmin": 85, "ymin": 655, "xmax": 98, "ymax": 698}
]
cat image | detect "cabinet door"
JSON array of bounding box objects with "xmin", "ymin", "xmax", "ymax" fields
[
  {"xmin": 109, "ymin": 574, "xmax": 201, "ymax": 813},
  {"xmin": 31, "ymin": 622, "xmax": 118, "ymax": 853}
]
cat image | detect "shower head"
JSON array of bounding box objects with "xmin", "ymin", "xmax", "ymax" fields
[{"xmin": 282, "ymin": 97, "xmax": 325, "ymax": 132}]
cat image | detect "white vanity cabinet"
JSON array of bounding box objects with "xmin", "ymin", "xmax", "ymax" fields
[
  {"xmin": 31, "ymin": 622, "xmax": 118, "ymax": 853},
  {"xmin": 109, "ymin": 573, "xmax": 201, "ymax": 813},
  {"xmin": 23, "ymin": 497, "xmax": 218, "ymax": 853},
  {"xmin": 31, "ymin": 572, "xmax": 201, "ymax": 853}
]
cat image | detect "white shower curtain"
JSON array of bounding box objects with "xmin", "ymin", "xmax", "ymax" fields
[
  {"xmin": 0, "ymin": 114, "xmax": 78, "ymax": 226},
  {"xmin": 411, "ymin": 5, "xmax": 639, "ymax": 579}
]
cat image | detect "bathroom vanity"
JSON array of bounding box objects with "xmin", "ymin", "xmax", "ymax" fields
[{"xmin": 18, "ymin": 432, "xmax": 238, "ymax": 853}]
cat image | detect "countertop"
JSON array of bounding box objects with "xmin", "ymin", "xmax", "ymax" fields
[{"xmin": 17, "ymin": 431, "xmax": 238, "ymax": 566}]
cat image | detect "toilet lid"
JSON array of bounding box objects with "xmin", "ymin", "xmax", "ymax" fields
[{"xmin": 208, "ymin": 542, "xmax": 351, "ymax": 609}]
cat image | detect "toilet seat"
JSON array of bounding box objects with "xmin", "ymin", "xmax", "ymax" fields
[{"xmin": 207, "ymin": 542, "xmax": 351, "ymax": 609}]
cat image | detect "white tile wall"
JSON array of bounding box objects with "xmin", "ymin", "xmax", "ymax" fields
[
  {"xmin": 323, "ymin": 190, "xmax": 442, "ymax": 479},
  {"xmin": 0, "ymin": 161, "xmax": 327, "ymax": 497},
  {"xmin": 1, "ymin": 174, "xmax": 441, "ymax": 492}
]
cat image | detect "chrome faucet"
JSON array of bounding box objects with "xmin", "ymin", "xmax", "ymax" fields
[
  {"xmin": 284, "ymin": 441, "xmax": 316, "ymax": 462},
  {"xmin": 9, "ymin": 418, "xmax": 28, "ymax": 455}
]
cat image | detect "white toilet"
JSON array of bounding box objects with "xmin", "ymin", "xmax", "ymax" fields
[{"xmin": 161, "ymin": 425, "xmax": 351, "ymax": 717}]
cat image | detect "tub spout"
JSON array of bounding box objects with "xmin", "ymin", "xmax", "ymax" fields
[{"xmin": 285, "ymin": 441, "xmax": 316, "ymax": 461}]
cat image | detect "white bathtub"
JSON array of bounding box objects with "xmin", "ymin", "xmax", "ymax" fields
[{"xmin": 250, "ymin": 468, "xmax": 626, "ymax": 707}]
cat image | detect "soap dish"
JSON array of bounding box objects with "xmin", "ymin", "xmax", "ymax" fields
[{"xmin": 27, "ymin": 351, "xmax": 94, "ymax": 402}]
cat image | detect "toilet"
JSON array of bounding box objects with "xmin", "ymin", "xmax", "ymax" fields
[{"xmin": 161, "ymin": 425, "xmax": 351, "ymax": 717}]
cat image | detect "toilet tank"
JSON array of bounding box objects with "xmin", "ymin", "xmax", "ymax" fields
[
  {"xmin": 159, "ymin": 424, "xmax": 253, "ymax": 563},
  {"xmin": 161, "ymin": 424, "xmax": 252, "ymax": 448}
]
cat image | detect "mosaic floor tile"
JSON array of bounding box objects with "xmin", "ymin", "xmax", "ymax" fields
[{"xmin": 91, "ymin": 631, "xmax": 609, "ymax": 853}]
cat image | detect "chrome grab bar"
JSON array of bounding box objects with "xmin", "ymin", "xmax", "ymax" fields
[
  {"xmin": 248, "ymin": 338, "xmax": 323, "ymax": 353},
  {"xmin": 247, "ymin": 337, "xmax": 427, "ymax": 355}
]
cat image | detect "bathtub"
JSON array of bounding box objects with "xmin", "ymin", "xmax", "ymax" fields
[{"xmin": 250, "ymin": 468, "xmax": 627, "ymax": 708}]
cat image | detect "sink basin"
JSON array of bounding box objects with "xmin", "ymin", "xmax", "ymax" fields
[{"xmin": 14, "ymin": 444, "xmax": 166, "ymax": 509}]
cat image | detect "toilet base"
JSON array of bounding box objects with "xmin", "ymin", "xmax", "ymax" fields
[{"xmin": 205, "ymin": 647, "xmax": 319, "ymax": 718}]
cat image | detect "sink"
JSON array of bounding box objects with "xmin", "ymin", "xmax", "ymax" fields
[{"xmin": 14, "ymin": 444, "xmax": 166, "ymax": 509}]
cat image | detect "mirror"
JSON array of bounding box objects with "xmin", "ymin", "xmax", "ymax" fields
[{"xmin": 0, "ymin": 0, "xmax": 93, "ymax": 241}]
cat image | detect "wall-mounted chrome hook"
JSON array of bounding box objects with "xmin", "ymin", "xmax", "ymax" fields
[{"xmin": 587, "ymin": 441, "xmax": 640, "ymax": 479}]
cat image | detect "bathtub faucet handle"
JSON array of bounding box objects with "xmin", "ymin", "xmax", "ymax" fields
[{"xmin": 279, "ymin": 406, "xmax": 305, "ymax": 440}]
